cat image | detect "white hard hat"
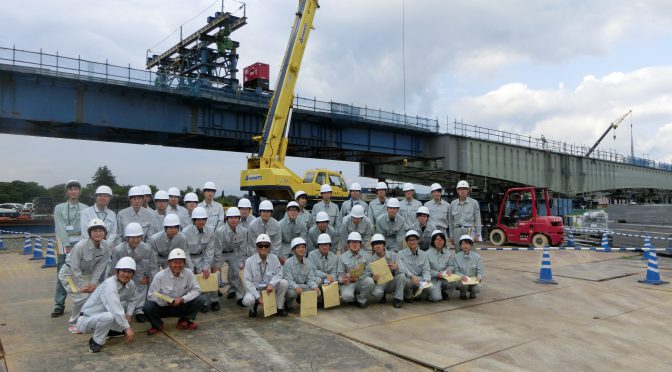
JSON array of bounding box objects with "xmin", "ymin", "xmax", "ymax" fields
[
  {"xmin": 386, "ymin": 198, "xmax": 400, "ymax": 208},
  {"xmin": 238, "ymin": 198, "xmax": 252, "ymax": 209},
  {"xmin": 203, "ymin": 181, "xmax": 216, "ymax": 191},
  {"xmin": 226, "ymin": 207, "xmax": 241, "ymax": 218},
  {"xmin": 65, "ymin": 180, "xmax": 81, "ymax": 190},
  {"xmin": 349, "ymin": 182, "xmax": 361, "ymax": 191},
  {"xmin": 402, "ymin": 183, "xmax": 415, "ymax": 192},
  {"xmin": 375, "ymin": 182, "xmax": 388, "ymax": 190},
  {"xmin": 168, "ymin": 248, "xmax": 186, "ymax": 261},
  {"xmin": 405, "ymin": 230, "xmax": 420, "ymax": 239},
  {"xmin": 168, "ymin": 187, "xmax": 181, "ymax": 197},
  {"xmin": 124, "ymin": 222, "xmax": 144, "ymax": 237},
  {"xmin": 430, "ymin": 183, "xmax": 442, "ymax": 192},
  {"xmin": 416, "ymin": 206, "xmax": 430, "ymax": 216},
  {"xmin": 184, "ymin": 192, "xmax": 199, "ymax": 203},
  {"xmin": 294, "ymin": 190, "xmax": 307, "ymax": 200},
  {"xmin": 256, "ymin": 234, "xmax": 272, "ymax": 245},
  {"xmin": 315, "ymin": 211, "xmax": 330, "ymax": 222},
  {"xmin": 459, "ymin": 234, "xmax": 474, "ymax": 244},
  {"xmin": 163, "ymin": 214, "xmax": 181, "ymax": 227},
  {"xmin": 140, "ymin": 185, "xmax": 152, "ymax": 195},
  {"xmin": 87, "ymin": 218, "xmax": 107, "ymax": 233},
  {"xmin": 291, "ymin": 237, "xmax": 306, "ymax": 249},
  {"xmin": 128, "ymin": 186, "xmax": 143, "ymax": 197},
  {"xmin": 259, "ymin": 200, "xmax": 273, "ymax": 211},
  {"xmin": 347, "ymin": 231, "xmax": 362, "ymax": 242},
  {"xmin": 286, "ymin": 201, "xmax": 300, "ymax": 210},
  {"xmin": 317, "ymin": 233, "xmax": 332, "ymax": 245},
  {"xmin": 154, "ymin": 190, "xmax": 169, "ymax": 200},
  {"xmin": 350, "ymin": 204, "xmax": 365, "ymax": 218},
  {"xmin": 320, "ymin": 184, "xmax": 332, "ymax": 193},
  {"xmin": 191, "ymin": 206, "xmax": 208, "ymax": 219},
  {"xmin": 115, "ymin": 256, "xmax": 137, "ymax": 271},
  {"xmin": 456, "ymin": 180, "xmax": 470, "ymax": 189},
  {"xmin": 371, "ymin": 233, "xmax": 386, "ymax": 244},
  {"xmin": 95, "ymin": 185, "xmax": 113, "ymax": 196},
  {"xmin": 431, "ymin": 230, "xmax": 446, "ymax": 240}
]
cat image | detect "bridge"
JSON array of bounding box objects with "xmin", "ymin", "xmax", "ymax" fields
[{"xmin": 1, "ymin": 47, "xmax": 671, "ymax": 197}]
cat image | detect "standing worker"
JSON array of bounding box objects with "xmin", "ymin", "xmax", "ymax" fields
[
  {"xmin": 366, "ymin": 182, "xmax": 389, "ymax": 228},
  {"xmin": 51, "ymin": 180, "xmax": 88, "ymax": 318},
  {"xmin": 307, "ymin": 211, "xmax": 339, "ymax": 253},
  {"xmin": 237, "ymin": 198, "xmax": 256, "ymax": 229},
  {"xmin": 375, "ymin": 198, "xmax": 405, "ymax": 253},
  {"xmin": 80, "ymin": 185, "xmax": 118, "ymax": 245},
  {"xmin": 117, "ymin": 186, "xmax": 153, "ymax": 242},
  {"xmin": 339, "ymin": 182, "xmax": 368, "ymax": 220},
  {"xmin": 182, "ymin": 207, "xmax": 216, "ymax": 312},
  {"xmin": 411, "ymin": 206, "xmax": 436, "ymax": 251},
  {"xmin": 311, "ymin": 184, "xmax": 340, "ymax": 231},
  {"xmin": 139, "ymin": 185, "xmax": 154, "ymax": 212},
  {"xmin": 248, "ymin": 200, "xmax": 282, "ymax": 262},
  {"xmin": 448, "ymin": 180, "xmax": 482, "ymax": 251},
  {"xmin": 149, "ymin": 214, "xmax": 187, "ymax": 278},
  {"xmin": 399, "ymin": 183, "xmax": 422, "ymax": 230},
  {"xmin": 339, "ymin": 205, "xmax": 374, "ymax": 252},
  {"xmin": 148, "ymin": 190, "xmax": 170, "ymax": 236},
  {"xmin": 293, "ymin": 191, "xmax": 315, "ymax": 232},
  {"xmin": 279, "ymin": 201, "xmax": 308, "ymax": 259},
  {"xmin": 424, "ymin": 183, "xmax": 449, "ymax": 235},
  {"xmin": 199, "ymin": 182, "xmax": 225, "ymax": 231},
  {"xmin": 213, "ymin": 207, "xmax": 250, "ymax": 305},
  {"xmin": 166, "ymin": 187, "xmax": 190, "ymax": 229},
  {"xmin": 183, "ymin": 192, "xmax": 199, "ymax": 218}
]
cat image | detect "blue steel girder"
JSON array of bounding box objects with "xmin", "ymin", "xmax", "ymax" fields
[{"xmin": 0, "ymin": 68, "xmax": 425, "ymax": 162}]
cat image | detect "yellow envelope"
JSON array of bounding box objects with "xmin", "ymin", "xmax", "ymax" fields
[
  {"xmin": 369, "ymin": 257, "xmax": 393, "ymax": 285},
  {"xmin": 153, "ymin": 291, "xmax": 174, "ymax": 303},
  {"xmin": 348, "ymin": 262, "xmax": 366, "ymax": 279},
  {"xmin": 66, "ymin": 276, "xmax": 79, "ymax": 293},
  {"xmin": 321, "ymin": 282, "xmax": 340, "ymax": 309},
  {"xmin": 239, "ymin": 269, "xmax": 244, "ymax": 283},
  {"xmin": 443, "ymin": 273, "xmax": 462, "ymax": 282},
  {"xmin": 196, "ymin": 273, "xmax": 219, "ymax": 292},
  {"xmin": 463, "ymin": 276, "xmax": 480, "ymax": 285},
  {"xmin": 262, "ymin": 289, "xmax": 277, "ymax": 317},
  {"xmin": 300, "ymin": 290, "xmax": 318, "ymax": 317}
]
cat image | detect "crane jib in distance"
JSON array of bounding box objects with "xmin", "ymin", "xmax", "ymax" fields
[{"xmin": 585, "ymin": 110, "xmax": 632, "ymax": 158}]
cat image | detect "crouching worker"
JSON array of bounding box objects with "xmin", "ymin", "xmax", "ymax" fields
[
  {"xmin": 75, "ymin": 257, "xmax": 138, "ymax": 353},
  {"xmin": 427, "ymin": 230, "xmax": 456, "ymax": 301},
  {"xmin": 243, "ymin": 234, "xmax": 289, "ymax": 317},
  {"xmin": 337, "ymin": 232, "xmax": 374, "ymax": 308},
  {"xmin": 143, "ymin": 248, "xmax": 206, "ymax": 335},
  {"xmin": 368, "ymin": 233, "xmax": 405, "ymax": 308},
  {"xmin": 449, "ymin": 235, "xmax": 484, "ymax": 300},
  {"xmin": 284, "ymin": 237, "xmax": 320, "ymax": 311}
]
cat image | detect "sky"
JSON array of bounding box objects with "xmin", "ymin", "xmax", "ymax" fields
[{"xmin": 1, "ymin": 0, "xmax": 672, "ymax": 195}]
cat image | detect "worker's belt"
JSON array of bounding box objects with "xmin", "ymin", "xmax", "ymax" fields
[
  {"xmin": 191, "ymin": 252, "xmax": 203, "ymax": 256},
  {"xmin": 222, "ymin": 250, "xmax": 234, "ymax": 253},
  {"xmin": 455, "ymin": 225, "xmax": 472, "ymax": 228}
]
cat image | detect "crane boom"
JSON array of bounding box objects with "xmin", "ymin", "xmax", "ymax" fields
[
  {"xmin": 585, "ymin": 110, "xmax": 632, "ymax": 157},
  {"xmin": 250, "ymin": 0, "xmax": 319, "ymax": 169}
]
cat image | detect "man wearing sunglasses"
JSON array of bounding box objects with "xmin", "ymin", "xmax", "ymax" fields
[{"xmin": 242, "ymin": 234, "xmax": 289, "ymax": 317}]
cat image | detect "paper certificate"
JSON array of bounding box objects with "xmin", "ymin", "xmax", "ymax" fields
[
  {"xmin": 369, "ymin": 258, "xmax": 393, "ymax": 285},
  {"xmin": 300, "ymin": 290, "xmax": 318, "ymax": 317},
  {"xmin": 153, "ymin": 291, "xmax": 174, "ymax": 303},
  {"xmin": 322, "ymin": 282, "xmax": 340, "ymax": 309},
  {"xmin": 66, "ymin": 276, "xmax": 79, "ymax": 293},
  {"xmin": 348, "ymin": 262, "xmax": 366, "ymax": 279},
  {"xmin": 239, "ymin": 270, "xmax": 245, "ymax": 284},
  {"xmin": 196, "ymin": 273, "xmax": 219, "ymax": 292},
  {"xmin": 262, "ymin": 289, "xmax": 277, "ymax": 317},
  {"xmin": 462, "ymin": 276, "xmax": 480, "ymax": 285},
  {"xmin": 414, "ymin": 280, "xmax": 433, "ymax": 297},
  {"xmin": 442, "ymin": 272, "xmax": 462, "ymax": 282}
]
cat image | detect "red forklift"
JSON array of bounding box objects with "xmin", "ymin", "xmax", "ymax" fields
[{"xmin": 488, "ymin": 187, "xmax": 564, "ymax": 247}]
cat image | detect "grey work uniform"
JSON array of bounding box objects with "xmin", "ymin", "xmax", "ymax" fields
[
  {"xmin": 247, "ymin": 217, "xmax": 282, "ymax": 257},
  {"xmin": 80, "ymin": 205, "xmax": 119, "ymax": 245},
  {"xmin": 149, "ymin": 231, "xmax": 188, "ymax": 278},
  {"xmin": 366, "ymin": 198, "xmax": 387, "ymax": 228},
  {"xmin": 108, "ymin": 241, "xmax": 151, "ymax": 313},
  {"xmin": 337, "ymin": 250, "xmax": 375, "ymax": 305},
  {"xmin": 240, "ymin": 215, "xmax": 256, "ymax": 230},
  {"xmin": 167, "ymin": 204, "xmax": 191, "ymax": 230},
  {"xmin": 427, "ymin": 246, "xmax": 456, "ymax": 301},
  {"xmin": 242, "ymin": 253, "xmax": 288, "ymax": 311},
  {"xmin": 375, "ymin": 214, "xmax": 406, "ymax": 253},
  {"xmin": 307, "ymin": 249, "xmax": 339, "ymax": 283},
  {"xmin": 117, "ymin": 206, "xmax": 154, "ymax": 242},
  {"xmin": 213, "ymin": 223, "xmax": 249, "ymax": 301},
  {"xmin": 399, "ymin": 198, "xmax": 422, "ymax": 230},
  {"xmin": 340, "ymin": 215, "xmax": 374, "ymax": 252},
  {"xmin": 198, "ymin": 200, "xmax": 225, "ymax": 231},
  {"xmin": 76, "ymin": 275, "xmax": 138, "ymax": 346},
  {"xmin": 307, "ymin": 225, "xmax": 339, "ymax": 253},
  {"xmin": 425, "ymin": 198, "xmax": 450, "ymax": 232},
  {"xmin": 311, "ymin": 201, "xmax": 341, "ymax": 230},
  {"xmin": 279, "ymin": 216, "xmax": 308, "ymax": 258},
  {"xmin": 183, "ymin": 224, "xmax": 216, "ymax": 305},
  {"xmin": 397, "ymin": 247, "xmax": 431, "ymax": 300},
  {"xmin": 339, "ymin": 199, "xmax": 369, "ymax": 220},
  {"xmin": 53, "ymin": 200, "xmax": 87, "ymax": 310},
  {"xmin": 410, "ymin": 220, "xmax": 437, "ymax": 251},
  {"xmin": 58, "ymin": 238, "xmax": 112, "ymax": 323},
  {"xmin": 283, "ymin": 255, "xmax": 320, "ymax": 303},
  {"xmin": 448, "ymin": 197, "xmax": 482, "ymax": 251},
  {"xmin": 449, "ymin": 251, "xmax": 484, "ymax": 295},
  {"xmin": 368, "ymin": 250, "xmax": 405, "ymax": 302}
]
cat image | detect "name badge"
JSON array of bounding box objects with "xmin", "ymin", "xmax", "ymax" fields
[
  {"xmin": 66, "ymin": 225, "xmax": 74, "ymax": 231},
  {"xmin": 257, "ymin": 281, "xmax": 267, "ymax": 289}
]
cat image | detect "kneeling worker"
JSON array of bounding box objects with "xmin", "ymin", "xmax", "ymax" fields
[
  {"xmin": 75, "ymin": 257, "xmax": 138, "ymax": 353},
  {"xmin": 243, "ymin": 234, "xmax": 289, "ymax": 317},
  {"xmin": 449, "ymin": 235, "xmax": 484, "ymax": 300},
  {"xmin": 368, "ymin": 234, "xmax": 405, "ymax": 308},
  {"xmin": 337, "ymin": 232, "xmax": 374, "ymax": 308},
  {"xmin": 397, "ymin": 230, "xmax": 431, "ymax": 302},
  {"xmin": 283, "ymin": 237, "xmax": 321, "ymax": 310},
  {"xmin": 143, "ymin": 248, "xmax": 206, "ymax": 335}
]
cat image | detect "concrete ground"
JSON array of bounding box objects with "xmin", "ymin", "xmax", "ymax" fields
[{"xmin": 1, "ymin": 242, "xmax": 671, "ymax": 371}]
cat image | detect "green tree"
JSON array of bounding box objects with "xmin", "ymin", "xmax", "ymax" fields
[
  {"xmin": 89, "ymin": 166, "xmax": 118, "ymax": 189},
  {"xmin": 0, "ymin": 181, "xmax": 49, "ymax": 203}
]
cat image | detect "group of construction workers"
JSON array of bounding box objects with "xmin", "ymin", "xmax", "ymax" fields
[{"xmin": 52, "ymin": 179, "xmax": 484, "ymax": 353}]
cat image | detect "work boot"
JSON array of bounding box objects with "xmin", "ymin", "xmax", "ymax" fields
[
  {"xmin": 379, "ymin": 296, "xmax": 387, "ymax": 304},
  {"xmin": 276, "ymin": 308, "xmax": 289, "ymax": 317},
  {"xmin": 354, "ymin": 301, "xmax": 368, "ymax": 309},
  {"xmin": 218, "ymin": 290, "xmax": 223, "ymax": 297},
  {"xmin": 135, "ymin": 313, "xmax": 147, "ymax": 323},
  {"xmin": 88, "ymin": 337, "xmax": 102, "ymax": 353},
  {"xmin": 147, "ymin": 324, "xmax": 164, "ymax": 336},
  {"xmin": 201, "ymin": 304, "xmax": 209, "ymax": 313},
  {"xmin": 210, "ymin": 302, "xmax": 220, "ymax": 311},
  {"xmin": 393, "ymin": 299, "xmax": 402, "ymax": 309},
  {"xmin": 51, "ymin": 307, "xmax": 65, "ymax": 317},
  {"xmin": 249, "ymin": 301, "xmax": 258, "ymax": 317},
  {"xmin": 226, "ymin": 292, "xmax": 236, "ymax": 299},
  {"xmin": 442, "ymin": 291, "xmax": 450, "ymax": 301},
  {"xmin": 237, "ymin": 298, "xmax": 245, "ymax": 307},
  {"xmin": 459, "ymin": 291, "xmax": 468, "ymax": 300},
  {"xmin": 176, "ymin": 318, "xmax": 189, "ymax": 329},
  {"xmin": 107, "ymin": 330, "xmax": 125, "ymax": 338},
  {"xmin": 469, "ymin": 291, "xmax": 477, "ymax": 299}
]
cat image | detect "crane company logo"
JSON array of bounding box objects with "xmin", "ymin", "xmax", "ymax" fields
[
  {"xmin": 245, "ymin": 175, "xmax": 263, "ymax": 181},
  {"xmin": 299, "ymin": 23, "xmax": 308, "ymax": 44}
]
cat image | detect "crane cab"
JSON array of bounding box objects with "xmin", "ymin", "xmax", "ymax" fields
[{"xmin": 300, "ymin": 169, "xmax": 349, "ymax": 202}]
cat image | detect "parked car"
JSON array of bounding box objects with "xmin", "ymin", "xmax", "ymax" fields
[
  {"xmin": 0, "ymin": 207, "xmax": 20, "ymax": 218},
  {"xmin": 0, "ymin": 203, "xmax": 24, "ymax": 212}
]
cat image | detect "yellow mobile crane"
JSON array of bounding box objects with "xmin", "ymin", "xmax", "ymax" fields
[{"xmin": 240, "ymin": 0, "xmax": 349, "ymax": 208}]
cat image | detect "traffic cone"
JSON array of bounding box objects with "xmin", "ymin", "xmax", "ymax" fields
[
  {"xmin": 642, "ymin": 237, "xmax": 652, "ymax": 261},
  {"xmin": 638, "ymin": 250, "xmax": 668, "ymax": 285},
  {"xmin": 600, "ymin": 231, "xmax": 610, "ymax": 252},
  {"xmin": 42, "ymin": 239, "xmax": 57, "ymax": 268},
  {"xmin": 536, "ymin": 248, "xmax": 557, "ymax": 284},
  {"xmin": 30, "ymin": 237, "xmax": 43, "ymax": 260},
  {"xmin": 0, "ymin": 232, "xmax": 5, "ymax": 250},
  {"xmin": 22, "ymin": 233, "xmax": 32, "ymax": 255},
  {"xmin": 566, "ymin": 228, "xmax": 575, "ymax": 247}
]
